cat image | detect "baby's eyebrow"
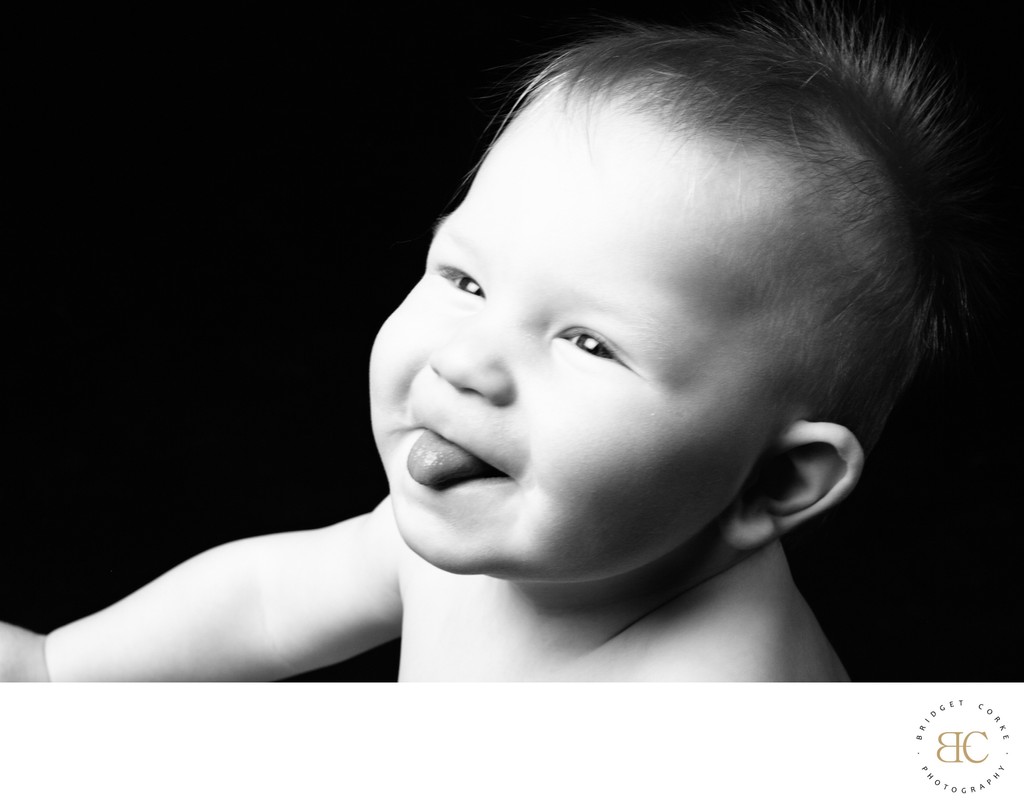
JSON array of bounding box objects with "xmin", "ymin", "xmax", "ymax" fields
[{"xmin": 429, "ymin": 215, "xmax": 482, "ymax": 261}]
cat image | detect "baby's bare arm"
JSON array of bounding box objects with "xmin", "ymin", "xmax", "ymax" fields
[
  {"xmin": 0, "ymin": 622, "xmax": 49, "ymax": 681},
  {"xmin": 40, "ymin": 499, "xmax": 402, "ymax": 681}
]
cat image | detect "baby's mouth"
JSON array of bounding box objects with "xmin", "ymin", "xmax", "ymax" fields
[{"xmin": 406, "ymin": 429, "xmax": 507, "ymax": 489}]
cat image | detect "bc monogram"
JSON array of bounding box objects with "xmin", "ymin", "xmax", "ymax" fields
[{"xmin": 935, "ymin": 731, "xmax": 988, "ymax": 764}]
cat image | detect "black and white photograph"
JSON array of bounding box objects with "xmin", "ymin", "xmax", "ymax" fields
[{"xmin": 3, "ymin": 0, "xmax": 1021, "ymax": 798}]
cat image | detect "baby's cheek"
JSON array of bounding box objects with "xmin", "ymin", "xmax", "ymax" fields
[
  {"xmin": 550, "ymin": 416, "xmax": 735, "ymax": 526},
  {"xmin": 370, "ymin": 304, "xmax": 427, "ymax": 390},
  {"xmin": 532, "ymin": 418, "xmax": 662, "ymax": 509}
]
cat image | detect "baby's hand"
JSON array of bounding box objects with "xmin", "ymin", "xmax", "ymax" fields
[{"xmin": 0, "ymin": 621, "xmax": 49, "ymax": 681}]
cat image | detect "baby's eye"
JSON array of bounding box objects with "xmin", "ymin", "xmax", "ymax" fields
[
  {"xmin": 455, "ymin": 276, "xmax": 483, "ymax": 296},
  {"xmin": 565, "ymin": 331, "xmax": 616, "ymax": 360},
  {"xmin": 438, "ymin": 266, "xmax": 484, "ymax": 298}
]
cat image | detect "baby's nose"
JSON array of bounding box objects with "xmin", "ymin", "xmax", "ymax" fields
[{"xmin": 428, "ymin": 324, "xmax": 515, "ymax": 406}]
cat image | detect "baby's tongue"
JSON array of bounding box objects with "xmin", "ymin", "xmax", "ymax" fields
[{"xmin": 407, "ymin": 430, "xmax": 502, "ymax": 489}]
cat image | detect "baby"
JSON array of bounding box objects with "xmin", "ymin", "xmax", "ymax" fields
[{"xmin": 0, "ymin": 6, "xmax": 986, "ymax": 681}]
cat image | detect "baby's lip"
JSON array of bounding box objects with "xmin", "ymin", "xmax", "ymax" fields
[{"xmin": 406, "ymin": 429, "xmax": 509, "ymax": 489}]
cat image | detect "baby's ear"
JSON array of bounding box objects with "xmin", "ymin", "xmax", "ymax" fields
[{"xmin": 719, "ymin": 420, "xmax": 864, "ymax": 550}]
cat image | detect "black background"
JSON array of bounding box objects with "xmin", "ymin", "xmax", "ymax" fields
[{"xmin": 5, "ymin": 1, "xmax": 1021, "ymax": 681}]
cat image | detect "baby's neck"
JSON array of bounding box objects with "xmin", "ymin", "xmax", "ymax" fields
[
  {"xmin": 399, "ymin": 539, "xmax": 849, "ymax": 681},
  {"xmin": 500, "ymin": 540, "xmax": 744, "ymax": 651},
  {"xmin": 506, "ymin": 540, "xmax": 785, "ymax": 650}
]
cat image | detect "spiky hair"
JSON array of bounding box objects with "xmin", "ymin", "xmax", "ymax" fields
[{"xmin": 497, "ymin": 2, "xmax": 991, "ymax": 450}]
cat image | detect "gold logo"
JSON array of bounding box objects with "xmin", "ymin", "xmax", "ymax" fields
[
  {"xmin": 936, "ymin": 730, "xmax": 989, "ymax": 763},
  {"xmin": 914, "ymin": 699, "xmax": 1012, "ymax": 796}
]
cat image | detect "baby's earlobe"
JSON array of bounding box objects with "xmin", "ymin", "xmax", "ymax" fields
[{"xmin": 718, "ymin": 498, "xmax": 777, "ymax": 550}]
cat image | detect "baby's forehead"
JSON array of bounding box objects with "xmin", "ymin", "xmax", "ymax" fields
[
  {"xmin": 467, "ymin": 98, "xmax": 828, "ymax": 290},
  {"xmin": 493, "ymin": 99, "xmax": 824, "ymax": 237},
  {"xmin": 496, "ymin": 97, "xmax": 795, "ymax": 197}
]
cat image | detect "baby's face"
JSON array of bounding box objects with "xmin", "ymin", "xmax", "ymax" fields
[{"xmin": 370, "ymin": 99, "xmax": 805, "ymax": 584}]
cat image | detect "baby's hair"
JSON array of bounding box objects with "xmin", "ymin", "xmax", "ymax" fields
[{"xmin": 491, "ymin": 1, "xmax": 992, "ymax": 451}]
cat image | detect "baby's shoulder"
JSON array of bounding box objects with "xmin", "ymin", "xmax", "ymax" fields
[
  {"xmin": 295, "ymin": 497, "xmax": 406, "ymax": 573},
  {"xmin": 622, "ymin": 598, "xmax": 849, "ymax": 682},
  {"xmin": 578, "ymin": 573, "xmax": 848, "ymax": 682},
  {"xmin": 275, "ymin": 497, "xmax": 408, "ymax": 619}
]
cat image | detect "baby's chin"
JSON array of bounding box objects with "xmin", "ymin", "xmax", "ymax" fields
[
  {"xmin": 390, "ymin": 497, "xmax": 508, "ymax": 575},
  {"xmin": 394, "ymin": 511, "xmax": 649, "ymax": 586},
  {"xmin": 392, "ymin": 506, "xmax": 565, "ymax": 581}
]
